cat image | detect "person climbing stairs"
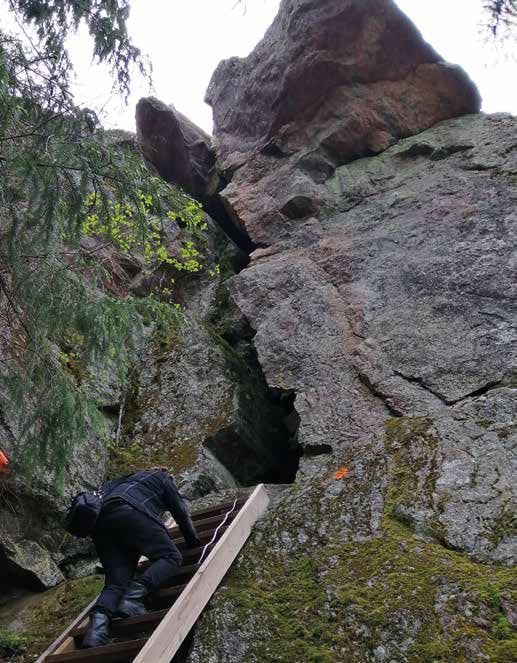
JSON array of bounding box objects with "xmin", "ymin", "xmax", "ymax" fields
[{"xmin": 36, "ymin": 485, "xmax": 269, "ymax": 663}]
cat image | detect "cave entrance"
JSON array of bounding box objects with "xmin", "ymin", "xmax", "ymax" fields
[{"xmin": 203, "ymin": 388, "xmax": 301, "ymax": 487}]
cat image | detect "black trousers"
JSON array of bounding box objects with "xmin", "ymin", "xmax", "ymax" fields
[{"xmin": 92, "ymin": 501, "xmax": 182, "ymax": 615}]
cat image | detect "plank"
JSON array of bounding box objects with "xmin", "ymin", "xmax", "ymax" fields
[
  {"xmin": 46, "ymin": 637, "xmax": 148, "ymax": 663},
  {"xmin": 133, "ymin": 484, "xmax": 269, "ymax": 663},
  {"xmin": 167, "ymin": 510, "xmax": 238, "ymax": 537},
  {"xmin": 189, "ymin": 497, "xmax": 247, "ymax": 521}
]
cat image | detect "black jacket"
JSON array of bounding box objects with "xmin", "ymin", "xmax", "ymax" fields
[{"xmin": 101, "ymin": 469, "xmax": 199, "ymax": 545}]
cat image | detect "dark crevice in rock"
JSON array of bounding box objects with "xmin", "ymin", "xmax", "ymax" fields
[
  {"xmin": 395, "ymin": 370, "xmax": 504, "ymax": 406},
  {"xmin": 202, "ymin": 364, "xmax": 301, "ymax": 487},
  {"xmin": 200, "ymin": 303, "xmax": 302, "ymax": 487},
  {"xmin": 396, "ymin": 141, "xmax": 473, "ymax": 161},
  {"xmin": 357, "ymin": 372, "xmax": 404, "ymax": 416},
  {"xmin": 393, "ymin": 370, "xmax": 449, "ymax": 404},
  {"xmin": 204, "ymin": 191, "xmax": 255, "ymax": 255},
  {"xmin": 97, "ymin": 403, "xmax": 119, "ymax": 417},
  {"xmin": 0, "ymin": 549, "xmax": 44, "ymax": 594},
  {"xmin": 302, "ymin": 443, "xmax": 333, "ymax": 457},
  {"xmin": 449, "ymin": 379, "xmax": 504, "ymax": 405},
  {"xmin": 280, "ymin": 194, "xmax": 319, "ymax": 220}
]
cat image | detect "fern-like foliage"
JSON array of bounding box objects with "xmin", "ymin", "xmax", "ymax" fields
[
  {"xmin": 0, "ymin": 2, "xmax": 206, "ymax": 478},
  {"xmin": 484, "ymin": 0, "xmax": 517, "ymax": 36}
]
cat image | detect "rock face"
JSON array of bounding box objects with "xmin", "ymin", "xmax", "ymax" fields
[
  {"xmin": 0, "ymin": 435, "xmax": 106, "ymax": 591},
  {"xmin": 185, "ymin": 0, "xmax": 515, "ymax": 660},
  {"xmin": 122, "ymin": 313, "xmax": 299, "ymax": 499},
  {"xmin": 136, "ymin": 97, "xmax": 217, "ymax": 203},
  {"xmin": 186, "ymin": 113, "xmax": 516, "ymax": 661},
  {"xmin": 2, "ymin": 1, "xmax": 515, "ymax": 659},
  {"xmin": 207, "ymin": 0, "xmax": 480, "ymax": 175},
  {"xmin": 136, "ymin": 97, "xmax": 254, "ymax": 251}
]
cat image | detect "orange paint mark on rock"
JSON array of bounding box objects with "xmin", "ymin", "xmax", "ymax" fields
[
  {"xmin": 0, "ymin": 449, "xmax": 9, "ymax": 475},
  {"xmin": 335, "ymin": 467, "xmax": 349, "ymax": 480}
]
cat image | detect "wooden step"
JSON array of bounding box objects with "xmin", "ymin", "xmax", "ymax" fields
[
  {"xmin": 46, "ymin": 637, "xmax": 148, "ymax": 663},
  {"xmin": 189, "ymin": 497, "xmax": 247, "ymax": 521},
  {"xmin": 167, "ymin": 511, "xmax": 238, "ymax": 538},
  {"xmin": 178, "ymin": 541, "xmax": 215, "ymax": 564},
  {"xmin": 159, "ymin": 563, "xmax": 199, "ymax": 586},
  {"xmin": 152, "ymin": 583, "xmax": 188, "ymax": 606},
  {"xmin": 138, "ymin": 539, "xmax": 219, "ymax": 571},
  {"xmin": 172, "ymin": 524, "xmax": 229, "ymax": 549}
]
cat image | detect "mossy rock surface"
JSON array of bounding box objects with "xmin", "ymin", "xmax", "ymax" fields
[
  {"xmin": 187, "ymin": 420, "xmax": 517, "ymax": 663},
  {"xmin": 16, "ymin": 576, "xmax": 102, "ymax": 660},
  {"xmin": 191, "ymin": 508, "xmax": 516, "ymax": 663}
]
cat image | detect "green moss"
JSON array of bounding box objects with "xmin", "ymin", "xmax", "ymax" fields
[
  {"xmin": 166, "ymin": 437, "xmax": 200, "ymax": 475},
  {"xmin": 384, "ymin": 416, "xmax": 437, "ymax": 453},
  {"xmin": 489, "ymin": 507, "xmax": 516, "ymax": 547},
  {"xmin": 154, "ymin": 325, "xmax": 184, "ymax": 362},
  {"xmin": 20, "ymin": 575, "xmax": 103, "ymax": 659},
  {"xmin": 0, "ymin": 629, "xmax": 28, "ymax": 656},
  {"xmin": 492, "ymin": 639, "xmax": 517, "ymax": 662},
  {"xmin": 107, "ymin": 436, "xmax": 200, "ymax": 478},
  {"xmin": 205, "ymin": 420, "xmax": 515, "ymax": 661},
  {"xmin": 219, "ymin": 514, "xmax": 516, "ymax": 662},
  {"xmin": 383, "ymin": 417, "xmax": 439, "ymax": 522}
]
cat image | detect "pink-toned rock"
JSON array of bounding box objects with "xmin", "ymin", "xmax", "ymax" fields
[{"xmin": 206, "ymin": 0, "xmax": 481, "ymax": 175}]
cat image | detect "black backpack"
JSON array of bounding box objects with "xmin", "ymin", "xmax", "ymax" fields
[{"xmin": 64, "ymin": 490, "xmax": 104, "ymax": 538}]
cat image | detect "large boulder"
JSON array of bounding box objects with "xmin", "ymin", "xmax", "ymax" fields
[
  {"xmin": 136, "ymin": 96, "xmax": 254, "ymax": 251},
  {"xmin": 136, "ymin": 97, "xmax": 218, "ymax": 203},
  {"xmin": 206, "ymin": 0, "xmax": 480, "ymax": 175}
]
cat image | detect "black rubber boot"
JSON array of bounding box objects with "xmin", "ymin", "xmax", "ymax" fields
[
  {"xmin": 82, "ymin": 610, "xmax": 111, "ymax": 648},
  {"xmin": 117, "ymin": 580, "xmax": 149, "ymax": 618}
]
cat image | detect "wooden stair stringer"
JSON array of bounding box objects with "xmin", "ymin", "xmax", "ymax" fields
[
  {"xmin": 35, "ymin": 485, "xmax": 269, "ymax": 663},
  {"xmin": 133, "ymin": 483, "xmax": 269, "ymax": 663}
]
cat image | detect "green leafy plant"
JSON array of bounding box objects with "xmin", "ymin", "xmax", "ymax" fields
[
  {"xmin": 0, "ymin": 2, "xmax": 207, "ymax": 477},
  {"xmin": 0, "ymin": 628, "xmax": 28, "ymax": 655}
]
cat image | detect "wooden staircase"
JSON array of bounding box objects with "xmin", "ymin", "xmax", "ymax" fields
[{"xmin": 36, "ymin": 485, "xmax": 269, "ymax": 663}]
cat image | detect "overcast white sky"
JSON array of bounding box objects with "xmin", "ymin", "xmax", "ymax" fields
[{"xmin": 67, "ymin": 0, "xmax": 516, "ymax": 133}]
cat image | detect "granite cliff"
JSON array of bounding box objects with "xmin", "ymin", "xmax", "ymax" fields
[{"xmin": 1, "ymin": 0, "xmax": 515, "ymax": 661}]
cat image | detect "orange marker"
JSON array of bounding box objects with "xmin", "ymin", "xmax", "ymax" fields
[
  {"xmin": 335, "ymin": 467, "xmax": 349, "ymax": 480},
  {"xmin": 0, "ymin": 449, "xmax": 9, "ymax": 473}
]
